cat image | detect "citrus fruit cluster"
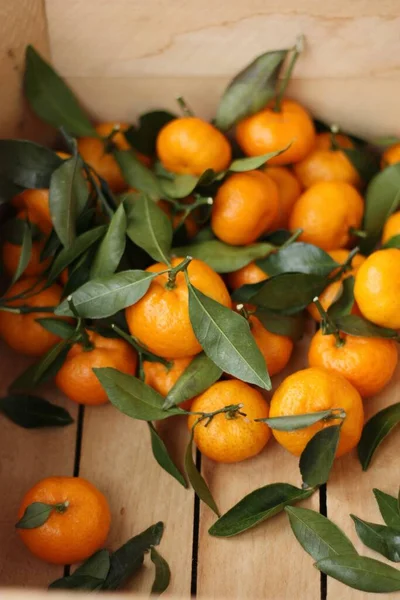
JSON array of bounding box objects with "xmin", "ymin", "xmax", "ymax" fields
[{"xmin": 1, "ymin": 40, "xmax": 399, "ymax": 574}]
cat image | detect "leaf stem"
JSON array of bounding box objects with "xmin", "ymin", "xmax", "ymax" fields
[
  {"xmin": 313, "ymin": 297, "xmax": 345, "ymax": 347},
  {"xmin": 329, "ymin": 124, "xmax": 341, "ymax": 151},
  {"xmin": 236, "ymin": 303, "xmax": 250, "ymax": 322},
  {"xmin": 54, "ymin": 500, "xmax": 69, "ymax": 514},
  {"xmin": 274, "ymin": 35, "xmax": 304, "ymax": 113},
  {"xmin": 67, "ymin": 296, "xmax": 94, "ymax": 351},
  {"xmin": 176, "ymin": 96, "xmax": 194, "ymax": 117},
  {"xmin": 349, "ymin": 227, "xmax": 367, "ymax": 239},
  {"xmin": 279, "ymin": 228, "xmax": 303, "ymax": 250},
  {"xmin": 166, "ymin": 256, "xmax": 192, "ymax": 290},
  {"xmin": 188, "ymin": 403, "xmax": 246, "ymax": 427},
  {"xmin": 329, "ymin": 246, "xmax": 359, "ymax": 282}
]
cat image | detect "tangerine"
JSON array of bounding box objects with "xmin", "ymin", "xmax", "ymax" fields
[
  {"xmin": 143, "ymin": 356, "xmax": 194, "ymax": 409},
  {"xmin": 263, "ymin": 166, "xmax": 302, "ymax": 229}
]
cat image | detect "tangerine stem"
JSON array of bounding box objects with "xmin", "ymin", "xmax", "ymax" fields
[
  {"xmin": 274, "ymin": 35, "xmax": 304, "ymax": 113},
  {"xmin": 236, "ymin": 303, "xmax": 250, "ymax": 321},
  {"xmin": 176, "ymin": 96, "xmax": 194, "ymax": 117},
  {"xmin": 330, "ymin": 246, "xmax": 360, "ymax": 282},
  {"xmin": 188, "ymin": 403, "xmax": 246, "ymax": 427},
  {"xmin": 330, "ymin": 124, "xmax": 341, "ymax": 151},
  {"xmin": 312, "ymin": 296, "xmax": 345, "ymax": 348},
  {"xmin": 279, "ymin": 228, "xmax": 303, "ymax": 250},
  {"xmin": 166, "ymin": 256, "xmax": 192, "ymax": 290},
  {"xmin": 54, "ymin": 500, "xmax": 69, "ymax": 514},
  {"xmin": 349, "ymin": 227, "xmax": 367, "ymax": 239},
  {"xmin": 67, "ymin": 296, "xmax": 94, "ymax": 351}
]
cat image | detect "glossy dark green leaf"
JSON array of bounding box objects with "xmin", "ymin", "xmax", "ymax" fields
[
  {"xmin": 91, "ymin": 204, "xmax": 127, "ymax": 278},
  {"xmin": 114, "ymin": 150, "xmax": 162, "ymax": 200},
  {"xmin": 103, "ymin": 522, "xmax": 164, "ymax": 590},
  {"xmin": 10, "ymin": 338, "xmax": 72, "ymax": 391},
  {"xmin": 15, "ymin": 502, "xmax": 53, "ymax": 528},
  {"xmin": 24, "ymin": 45, "xmax": 96, "ymax": 136},
  {"xmin": 49, "ymin": 155, "xmax": 89, "ymax": 248},
  {"xmin": 286, "ymin": 506, "xmax": 357, "ymax": 561},
  {"xmin": 148, "ymin": 423, "xmax": 187, "ymax": 488},
  {"xmin": 382, "ymin": 234, "xmax": 400, "ymax": 249},
  {"xmin": 342, "ymin": 147, "xmax": 379, "ymax": 185},
  {"xmin": 47, "ymin": 225, "xmax": 107, "ymax": 282},
  {"xmin": 373, "ymin": 489, "xmax": 400, "ymax": 530},
  {"xmin": 260, "ymin": 410, "xmax": 336, "ymax": 432},
  {"xmin": 209, "ymin": 483, "xmax": 314, "ymax": 537},
  {"xmin": 358, "ymin": 403, "xmax": 400, "ymax": 470},
  {"xmin": 40, "ymin": 228, "xmax": 62, "ymax": 261},
  {"xmin": 351, "ymin": 515, "xmax": 400, "ymax": 562},
  {"xmin": 62, "ymin": 246, "xmax": 97, "ymax": 296},
  {"xmin": 257, "ymin": 243, "xmax": 339, "ymax": 277},
  {"xmin": 150, "ymin": 548, "xmax": 171, "ymax": 596},
  {"xmin": 125, "ymin": 193, "xmax": 172, "ymax": 264},
  {"xmin": 334, "ymin": 314, "xmax": 399, "ymax": 340},
  {"xmin": 94, "ymin": 368, "xmax": 184, "ymax": 421},
  {"xmin": 185, "ymin": 431, "xmax": 220, "ymax": 516},
  {"xmin": 36, "ymin": 318, "xmax": 77, "ymax": 340},
  {"xmin": 316, "ymin": 555, "xmax": 400, "ymax": 593},
  {"xmin": 244, "ymin": 273, "xmax": 328, "ymax": 314},
  {"xmin": 327, "ymin": 277, "xmax": 355, "ymax": 319},
  {"xmin": 215, "ymin": 49, "xmax": 288, "ymax": 131},
  {"xmin": 11, "ymin": 220, "xmax": 32, "ymax": 284},
  {"xmin": 164, "ymin": 353, "xmax": 222, "ymax": 409},
  {"xmin": 0, "ymin": 140, "xmax": 62, "ymax": 201},
  {"xmin": 254, "ymin": 309, "xmax": 305, "ymax": 341},
  {"xmin": 124, "ymin": 110, "xmax": 176, "ymax": 156},
  {"xmin": 49, "ymin": 550, "xmax": 111, "ymax": 590},
  {"xmin": 228, "ymin": 146, "xmax": 291, "ymax": 172},
  {"xmin": 374, "ymin": 136, "xmax": 400, "ymax": 147},
  {"xmin": 300, "ymin": 425, "xmax": 341, "ymax": 487},
  {"xmin": 361, "ymin": 163, "xmax": 400, "ymax": 252},
  {"xmin": 56, "ymin": 270, "xmax": 157, "ymax": 319},
  {"xmin": 158, "ymin": 169, "xmax": 217, "ymax": 200},
  {"xmin": 187, "ymin": 282, "xmax": 271, "ymax": 390},
  {"xmin": 0, "ymin": 394, "xmax": 73, "ymax": 428},
  {"xmin": 2, "ymin": 217, "xmax": 41, "ymax": 245},
  {"xmin": 173, "ymin": 240, "xmax": 274, "ymax": 273}
]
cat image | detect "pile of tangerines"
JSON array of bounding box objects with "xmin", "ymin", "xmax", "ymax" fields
[{"xmin": 1, "ymin": 42, "xmax": 399, "ymax": 581}]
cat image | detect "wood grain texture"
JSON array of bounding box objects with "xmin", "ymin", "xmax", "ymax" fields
[
  {"xmin": 0, "ymin": 342, "xmax": 78, "ymax": 587},
  {"xmin": 196, "ymin": 325, "xmax": 320, "ymax": 600},
  {"xmin": 78, "ymin": 409, "xmax": 194, "ymax": 597},
  {"xmin": 327, "ymin": 351, "xmax": 400, "ymax": 599}
]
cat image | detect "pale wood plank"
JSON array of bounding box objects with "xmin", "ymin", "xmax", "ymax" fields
[
  {"xmin": 196, "ymin": 324, "xmax": 320, "ymax": 600},
  {"xmin": 79, "ymin": 408, "xmax": 193, "ymax": 597},
  {"xmin": 0, "ymin": 342, "xmax": 78, "ymax": 586},
  {"xmin": 327, "ymin": 350, "xmax": 400, "ymax": 599}
]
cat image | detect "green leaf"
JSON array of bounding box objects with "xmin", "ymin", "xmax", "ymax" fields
[
  {"xmin": 49, "ymin": 550, "xmax": 111, "ymax": 590},
  {"xmin": 327, "ymin": 277, "xmax": 355, "ymax": 319},
  {"xmin": 47, "ymin": 225, "xmax": 107, "ymax": 282},
  {"xmin": 173, "ymin": 240, "xmax": 274, "ymax": 274},
  {"xmin": 228, "ymin": 145, "xmax": 291, "ymax": 172},
  {"xmin": 91, "ymin": 204, "xmax": 127, "ymax": 278},
  {"xmin": 2, "ymin": 217, "xmax": 42, "ymax": 245},
  {"xmin": 24, "ymin": 45, "xmax": 96, "ymax": 136},
  {"xmin": 209, "ymin": 483, "xmax": 314, "ymax": 538},
  {"xmin": 0, "ymin": 140, "xmax": 62, "ymax": 201},
  {"xmin": 373, "ymin": 489, "xmax": 400, "ymax": 530},
  {"xmin": 254, "ymin": 309, "xmax": 305, "ymax": 341},
  {"xmin": 124, "ymin": 110, "xmax": 176, "ymax": 156},
  {"xmin": 239, "ymin": 273, "xmax": 327, "ymax": 314},
  {"xmin": 187, "ymin": 282, "xmax": 271, "ymax": 390},
  {"xmin": 351, "ymin": 515, "xmax": 400, "ymax": 562},
  {"xmin": 0, "ymin": 394, "xmax": 73, "ymax": 428},
  {"xmin": 334, "ymin": 314, "xmax": 400, "ymax": 340},
  {"xmin": 150, "ymin": 548, "xmax": 171, "ymax": 596},
  {"xmin": 11, "ymin": 221, "xmax": 33, "ymax": 284},
  {"xmin": 56, "ymin": 270, "xmax": 157, "ymax": 319},
  {"xmin": 103, "ymin": 522, "xmax": 164, "ymax": 590},
  {"xmin": 125, "ymin": 193, "xmax": 173, "ymax": 264},
  {"xmin": 63, "ymin": 246, "xmax": 97, "ymax": 296},
  {"xmin": 15, "ymin": 502, "xmax": 53, "ymax": 529},
  {"xmin": 299, "ymin": 425, "xmax": 341, "ymax": 487},
  {"xmin": 94, "ymin": 368, "xmax": 184, "ymax": 421},
  {"xmin": 215, "ymin": 49, "xmax": 288, "ymax": 131},
  {"xmin": 315, "ymin": 555, "xmax": 400, "ymax": 593},
  {"xmin": 373, "ymin": 136, "xmax": 400, "ymax": 147},
  {"xmin": 49, "ymin": 155, "xmax": 89, "ymax": 248},
  {"xmin": 36, "ymin": 318, "xmax": 77, "ymax": 340},
  {"xmin": 358, "ymin": 403, "xmax": 400, "ymax": 470},
  {"xmin": 163, "ymin": 353, "xmax": 222, "ymax": 409},
  {"xmin": 342, "ymin": 147, "xmax": 379, "ymax": 185},
  {"xmin": 158, "ymin": 169, "xmax": 217, "ymax": 200},
  {"xmin": 260, "ymin": 410, "xmax": 336, "ymax": 432},
  {"xmin": 361, "ymin": 163, "xmax": 400, "ymax": 252},
  {"xmin": 10, "ymin": 338, "xmax": 72, "ymax": 391},
  {"xmin": 382, "ymin": 234, "xmax": 400, "ymax": 249},
  {"xmin": 185, "ymin": 430, "xmax": 220, "ymax": 516},
  {"xmin": 148, "ymin": 423, "xmax": 187, "ymax": 488},
  {"xmin": 286, "ymin": 506, "xmax": 357, "ymax": 562},
  {"xmin": 114, "ymin": 150, "xmax": 162, "ymax": 200},
  {"xmin": 257, "ymin": 243, "xmax": 339, "ymax": 277}
]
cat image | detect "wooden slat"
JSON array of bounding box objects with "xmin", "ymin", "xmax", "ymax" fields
[
  {"xmin": 78, "ymin": 409, "xmax": 194, "ymax": 597},
  {"xmin": 0, "ymin": 342, "xmax": 78, "ymax": 586},
  {"xmin": 327, "ymin": 351, "xmax": 400, "ymax": 599},
  {"xmin": 196, "ymin": 324, "xmax": 321, "ymax": 600}
]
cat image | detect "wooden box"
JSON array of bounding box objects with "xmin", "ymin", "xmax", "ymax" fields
[{"xmin": 1, "ymin": 2, "xmax": 399, "ymax": 598}]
